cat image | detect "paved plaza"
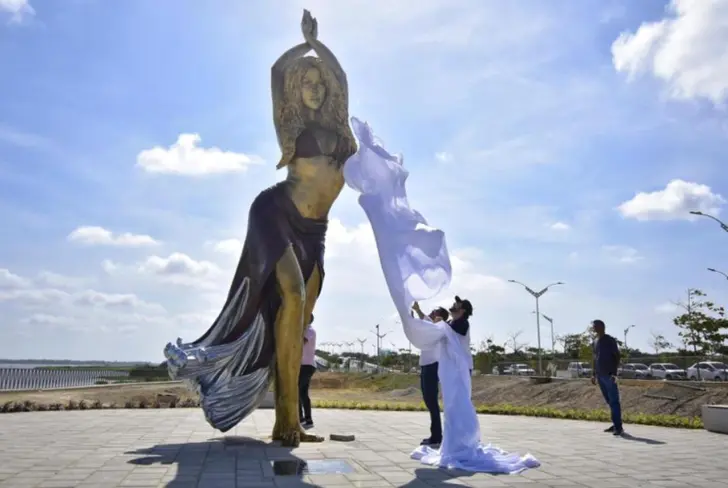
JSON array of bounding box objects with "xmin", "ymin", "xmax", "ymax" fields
[{"xmin": 0, "ymin": 409, "xmax": 726, "ymax": 488}]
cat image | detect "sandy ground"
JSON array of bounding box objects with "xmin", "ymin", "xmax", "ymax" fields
[{"xmin": 2, "ymin": 374, "xmax": 726, "ymax": 418}]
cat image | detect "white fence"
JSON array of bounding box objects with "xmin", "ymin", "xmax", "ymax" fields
[{"xmin": 0, "ymin": 368, "xmax": 130, "ymax": 391}]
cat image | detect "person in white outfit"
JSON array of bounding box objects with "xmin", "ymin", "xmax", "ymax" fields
[
  {"xmin": 344, "ymin": 117, "xmax": 539, "ymax": 474},
  {"xmin": 412, "ymin": 304, "xmax": 450, "ymax": 446}
]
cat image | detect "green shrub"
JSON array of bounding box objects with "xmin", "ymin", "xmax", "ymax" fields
[
  {"xmin": 310, "ymin": 400, "xmax": 704, "ymax": 429},
  {"xmin": 0, "ymin": 396, "xmax": 704, "ymax": 430}
]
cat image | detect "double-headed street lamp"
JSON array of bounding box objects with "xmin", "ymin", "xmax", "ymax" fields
[
  {"xmin": 689, "ymin": 211, "xmax": 728, "ymax": 233},
  {"xmin": 707, "ymin": 267, "xmax": 728, "ymax": 280},
  {"xmin": 508, "ymin": 280, "xmax": 564, "ymax": 375},
  {"xmin": 532, "ymin": 311, "xmax": 556, "ymax": 357}
]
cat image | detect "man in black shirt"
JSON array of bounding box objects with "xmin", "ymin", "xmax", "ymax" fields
[
  {"xmin": 590, "ymin": 319, "xmax": 623, "ymax": 435},
  {"xmin": 448, "ymin": 296, "xmax": 472, "ymax": 336}
]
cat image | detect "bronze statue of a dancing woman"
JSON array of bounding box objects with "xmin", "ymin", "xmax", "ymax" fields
[{"xmin": 164, "ymin": 10, "xmax": 356, "ymax": 447}]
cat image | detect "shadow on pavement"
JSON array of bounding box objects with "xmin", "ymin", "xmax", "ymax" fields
[
  {"xmin": 618, "ymin": 433, "xmax": 666, "ymax": 445},
  {"xmin": 397, "ymin": 467, "xmax": 474, "ymax": 488},
  {"xmin": 126, "ymin": 436, "xmax": 319, "ymax": 487}
]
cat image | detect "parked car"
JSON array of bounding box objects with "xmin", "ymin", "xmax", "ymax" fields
[
  {"xmin": 504, "ymin": 364, "xmax": 536, "ymax": 376},
  {"xmin": 618, "ymin": 363, "xmax": 651, "ymax": 379},
  {"xmin": 686, "ymin": 361, "xmax": 728, "ymax": 381},
  {"xmin": 567, "ymin": 362, "xmax": 592, "ymax": 378},
  {"xmin": 648, "ymin": 363, "xmax": 686, "ymax": 380}
]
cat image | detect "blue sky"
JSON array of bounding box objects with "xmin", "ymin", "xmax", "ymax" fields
[{"xmin": 1, "ymin": 0, "xmax": 728, "ymax": 361}]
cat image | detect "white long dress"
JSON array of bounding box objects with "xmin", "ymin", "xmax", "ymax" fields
[{"xmin": 343, "ymin": 117, "xmax": 540, "ymax": 474}]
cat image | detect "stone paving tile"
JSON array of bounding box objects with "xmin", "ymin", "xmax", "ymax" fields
[{"xmin": 0, "ymin": 409, "xmax": 726, "ymax": 487}]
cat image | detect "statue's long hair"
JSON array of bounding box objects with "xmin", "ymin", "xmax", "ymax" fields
[{"xmin": 274, "ymin": 56, "xmax": 357, "ymax": 169}]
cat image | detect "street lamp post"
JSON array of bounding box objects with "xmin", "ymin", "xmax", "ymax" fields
[
  {"xmin": 508, "ymin": 280, "xmax": 564, "ymax": 375},
  {"xmin": 690, "ymin": 211, "xmax": 728, "ymax": 233},
  {"xmin": 541, "ymin": 313, "xmax": 556, "ymax": 357},
  {"xmin": 356, "ymin": 338, "xmax": 367, "ymax": 371},
  {"xmin": 372, "ymin": 325, "xmax": 390, "ymax": 373},
  {"xmin": 707, "ymin": 267, "xmax": 728, "ymax": 280},
  {"xmin": 623, "ymin": 324, "xmax": 636, "ymax": 353}
]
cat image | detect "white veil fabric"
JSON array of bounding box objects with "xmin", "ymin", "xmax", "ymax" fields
[{"xmin": 343, "ymin": 117, "xmax": 540, "ymax": 474}]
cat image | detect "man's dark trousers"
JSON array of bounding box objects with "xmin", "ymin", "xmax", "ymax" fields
[
  {"xmin": 597, "ymin": 375, "xmax": 623, "ymax": 431},
  {"xmin": 420, "ymin": 362, "xmax": 442, "ymax": 443}
]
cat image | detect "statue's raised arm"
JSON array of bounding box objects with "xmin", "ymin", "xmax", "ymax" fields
[{"xmin": 300, "ymin": 10, "xmax": 348, "ymax": 95}]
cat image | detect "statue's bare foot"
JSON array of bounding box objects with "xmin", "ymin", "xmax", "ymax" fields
[{"xmin": 272, "ymin": 421, "xmax": 323, "ymax": 445}]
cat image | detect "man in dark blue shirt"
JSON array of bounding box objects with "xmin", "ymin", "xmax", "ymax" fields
[{"xmin": 591, "ymin": 319, "xmax": 623, "ymax": 435}]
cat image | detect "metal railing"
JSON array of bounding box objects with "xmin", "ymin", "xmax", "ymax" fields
[{"xmin": 0, "ymin": 368, "xmax": 130, "ymax": 391}]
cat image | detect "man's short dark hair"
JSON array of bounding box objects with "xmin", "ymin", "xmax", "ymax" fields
[
  {"xmin": 454, "ymin": 296, "xmax": 473, "ymax": 318},
  {"xmin": 433, "ymin": 307, "xmax": 449, "ymax": 321},
  {"xmin": 592, "ymin": 319, "xmax": 605, "ymax": 329}
]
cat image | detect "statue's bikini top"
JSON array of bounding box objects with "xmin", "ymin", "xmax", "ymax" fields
[{"xmin": 294, "ymin": 126, "xmax": 343, "ymax": 160}]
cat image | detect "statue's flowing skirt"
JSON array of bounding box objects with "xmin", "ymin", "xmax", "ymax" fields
[
  {"xmin": 344, "ymin": 117, "xmax": 540, "ymax": 474},
  {"xmin": 163, "ymin": 182, "xmax": 326, "ymax": 432}
]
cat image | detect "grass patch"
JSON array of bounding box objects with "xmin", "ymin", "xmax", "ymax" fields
[
  {"xmin": 311, "ymin": 400, "xmax": 704, "ymax": 429},
  {"xmin": 0, "ymin": 398, "xmax": 703, "ymax": 430}
]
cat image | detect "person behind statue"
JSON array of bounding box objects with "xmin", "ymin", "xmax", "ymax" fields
[
  {"xmin": 299, "ymin": 314, "xmax": 317, "ymax": 429},
  {"xmin": 411, "ymin": 304, "xmax": 450, "ymax": 447},
  {"xmin": 590, "ymin": 319, "xmax": 623, "ymax": 436}
]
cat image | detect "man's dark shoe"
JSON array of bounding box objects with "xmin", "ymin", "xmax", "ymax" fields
[
  {"xmin": 604, "ymin": 425, "xmax": 615, "ymax": 433},
  {"xmin": 302, "ymin": 420, "xmax": 314, "ymax": 429},
  {"xmin": 613, "ymin": 428, "xmax": 624, "ymax": 436}
]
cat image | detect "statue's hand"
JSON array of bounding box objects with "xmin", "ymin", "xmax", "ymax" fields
[{"xmin": 301, "ymin": 9, "xmax": 318, "ymax": 43}]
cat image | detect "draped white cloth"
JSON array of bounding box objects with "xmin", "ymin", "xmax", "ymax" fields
[{"xmin": 344, "ymin": 117, "xmax": 540, "ymax": 474}]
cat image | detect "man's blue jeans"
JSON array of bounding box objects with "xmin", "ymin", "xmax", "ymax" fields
[{"xmin": 597, "ymin": 375, "xmax": 623, "ymax": 431}]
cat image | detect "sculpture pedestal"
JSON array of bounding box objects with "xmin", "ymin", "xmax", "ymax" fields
[{"xmin": 701, "ymin": 404, "xmax": 728, "ymax": 434}]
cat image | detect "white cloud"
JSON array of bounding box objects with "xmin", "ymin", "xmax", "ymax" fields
[
  {"xmin": 602, "ymin": 245, "xmax": 643, "ymax": 264},
  {"xmin": 550, "ymin": 222, "xmax": 570, "ymax": 231},
  {"xmin": 326, "ymin": 219, "xmax": 377, "ymax": 257},
  {"xmin": 612, "ymin": 0, "xmax": 728, "ymax": 105},
  {"xmin": 0, "ymin": 0, "xmax": 34, "ymax": 24},
  {"xmin": 136, "ymin": 133, "xmax": 261, "ymax": 175},
  {"xmin": 68, "ymin": 226, "xmax": 160, "ymax": 247},
  {"xmin": 120, "ymin": 252, "xmax": 224, "ymax": 288},
  {"xmin": 617, "ymin": 179, "xmax": 725, "ymax": 221},
  {"xmin": 35, "ymin": 271, "xmax": 90, "ymax": 289},
  {"xmin": 0, "ymin": 268, "xmax": 170, "ymax": 335},
  {"xmin": 0, "ymin": 268, "xmax": 30, "ymax": 289},
  {"xmin": 210, "ymin": 238, "xmax": 242, "ymax": 255},
  {"xmin": 0, "ymin": 280, "xmax": 164, "ymax": 314}
]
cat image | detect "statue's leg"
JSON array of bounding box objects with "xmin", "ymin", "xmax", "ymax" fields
[
  {"xmin": 269, "ymin": 245, "xmax": 319, "ymax": 446},
  {"xmin": 297, "ymin": 264, "xmax": 324, "ymax": 442}
]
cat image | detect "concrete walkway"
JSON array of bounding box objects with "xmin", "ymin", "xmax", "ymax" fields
[{"xmin": 0, "ymin": 409, "xmax": 725, "ymax": 487}]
